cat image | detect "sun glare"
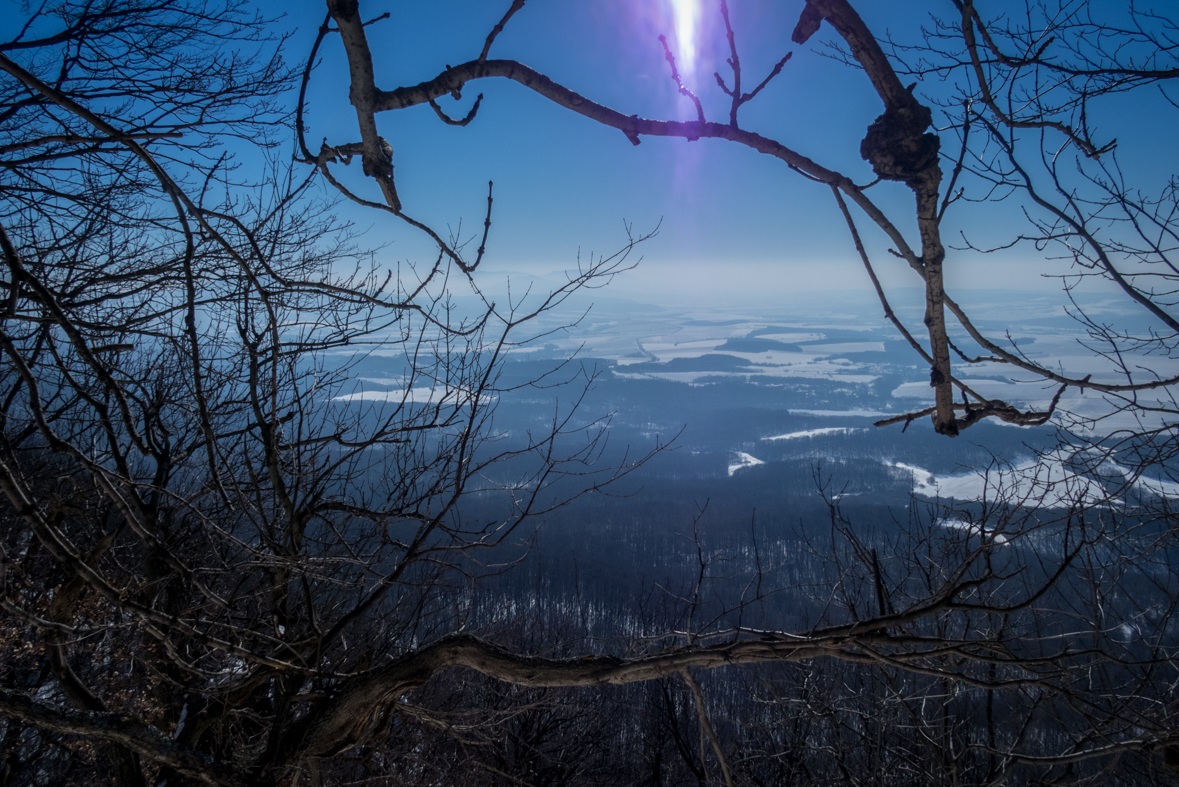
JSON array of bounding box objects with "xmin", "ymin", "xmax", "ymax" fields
[{"xmin": 669, "ymin": 0, "xmax": 700, "ymax": 79}]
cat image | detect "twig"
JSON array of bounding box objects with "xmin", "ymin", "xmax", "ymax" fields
[
  {"xmin": 659, "ymin": 35, "xmax": 705, "ymax": 134},
  {"xmin": 480, "ymin": 0, "xmax": 526, "ymax": 63},
  {"xmin": 428, "ymin": 94, "xmax": 484, "ymax": 126}
]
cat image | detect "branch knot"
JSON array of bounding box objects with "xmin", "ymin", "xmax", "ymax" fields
[{"xmin": 860, "ymin": 103, "xmax": 939, "ymax": 184}]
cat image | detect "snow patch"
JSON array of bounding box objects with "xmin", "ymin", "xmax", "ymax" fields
[
  {"xmin": 1099, "ymin": 459, "xmax": 1179, "ymax": 499},
  {"xmin": 789, "ymin": 409, "xmax": 893, "ymax": 417},
  {"xmin": 887, "ymin": 453, "xmax": 1113, "ymax": 508},
  {"xmin": 941, "ymin": 518, "xmax": 1010, "ymax": 545},
  {"xmin": 890, "ymin": 462, "xmax": 938, "ymax": 496},
  {"xmin": 728, "ymin": 452, "xmax": 765, "ymax": 476},
  {"xmin": 762, "ymin": 427, "xmax": 863, "ymax": 441},
  {"xmin": 333, "ymin": 387, "xmax": 478, "ymax": 405}
]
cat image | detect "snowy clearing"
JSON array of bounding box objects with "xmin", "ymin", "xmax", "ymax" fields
[
  {"xmin": 762, "ymin": 427, "xmax": 864, "ymax": 441},
  {"xmin": 888, "ymin": 455, "xmax": 1111, "ymax": 508},
  {"xmin": 332, "ymin": 387, "xmax": 475, "ymax": 405},
  {"xmin": 728, "ymin": 452, "xmax": 765, "ymax": 476}
]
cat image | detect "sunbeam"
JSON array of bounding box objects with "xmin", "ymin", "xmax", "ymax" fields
[{"xmin": 669, "ymin": 0, "xmax": 700, "ymax": 79}]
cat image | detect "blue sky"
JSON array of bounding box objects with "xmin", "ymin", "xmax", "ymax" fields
[{"xmin": 291, "ymin": 1, "xmax": 1158, "ymax": 305}]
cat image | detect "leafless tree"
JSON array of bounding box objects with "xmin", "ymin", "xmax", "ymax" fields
[
  {"xmin": 1, "ymin": 1, "xmax": 1178, "ymax": 786},
  {"xmin": 0, "ymin": 2, "xmax": 646, "ymax": 785}
]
